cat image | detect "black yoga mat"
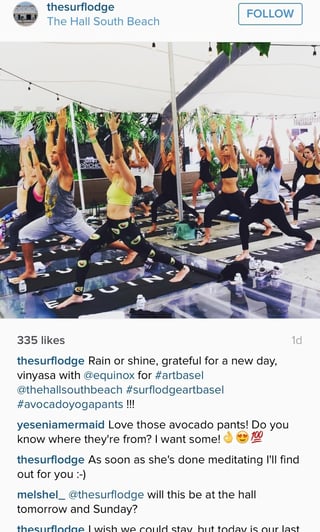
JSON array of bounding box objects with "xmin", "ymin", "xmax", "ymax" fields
[
  {"xmin": 0, "ymin": 235, "xmax": 72, "ymax": 255},
  {"xmin": 0, "ymin": 244, "xmax": 81, "ymax": 271},
  {"xmin": 7, "ymin": 254, "xmax": 146, "ymax": 293},
  {"xmin": 173, "ymin": 228, "xmax": 283, "ymax": 254},
  {"xmin": 218, "ymin": 239, "xmax": 320, "ymax": 265},
  {"xmin": 46, "ymin": 267, "xmax": 219, "ymax": 319}
]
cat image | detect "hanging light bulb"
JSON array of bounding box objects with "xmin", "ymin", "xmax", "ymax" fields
[
  {"xmin": 152, "ymin": 42, "xmax": 156, "ymax": 48},
  {"xmin": 208, "ymin": 42, "xmax": 212, "ymax": 53},
  {"xmin": 28, "ymin": 82, "xmax": 31, "ymax": 91},
  {"xmin": 312, "ymin": 45, "xmax": 317, "ymax": 56}
]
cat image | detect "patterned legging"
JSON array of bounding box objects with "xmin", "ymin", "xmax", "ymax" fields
[{"xmin": 73, "ymin": 216, "xmax": 184, "ymax": 295}]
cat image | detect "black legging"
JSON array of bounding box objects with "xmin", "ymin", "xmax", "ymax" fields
[
  {"xmin": 151, "ymin": 192, "xmax": 199, "ymax": 224},
  {"xmin": 292, "ymin": 183, "xmax": 320, "ymax": 220},
  {"xmin": 72, "ymin": 216, "xmax": 185, "ymax": 295},
  {"xmin": 203, "ymin": 190, "xmax": 249, "ymax": 228},
  {"xmin": 9, "ymin": 212, "xmax": 44, "ymax": 252},
  {"xmin": 239, "ymin": 201, "xmax": 313, "ymax": 250}
]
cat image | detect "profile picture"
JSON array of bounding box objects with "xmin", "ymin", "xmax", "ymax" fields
[{"xmin": 13, "ymin": 2, "xmax": 38, "ymax": 26}]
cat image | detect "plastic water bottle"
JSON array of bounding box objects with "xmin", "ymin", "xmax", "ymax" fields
[
  {"xmin": 18, "ymin": 280, "xmax": 27, "ymax": 293},
  {"xmin": 233, "ymin": 272, "xmax": 244, "ymax": 296},
  {"xmin": 249, "ymin": 257, "xmax": 257, "ymax": 270},
  {"xmin": 0, "ymin": 218, "xmax": 6, "ymax": 240},
  {"xmin": 135, "ymin": 294, "xmax": 146, "ymax": 310}
]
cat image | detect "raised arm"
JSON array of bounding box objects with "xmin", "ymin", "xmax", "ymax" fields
[
  {"xmin": 210, "ymin": 119, "xmax": 222, "ymax": 161},
  {"xmin": 225, "ymin": 115, "xmax": 238, "ymax": 166},
  {"xmin": 56, "ymin": 108, "xmax": 73, "ymax": 181},
  {"xmin": 197, "ymin": 132, "xmax": 212, "ymax": 162},
  {"xmin": 86, "ymin": 122, "xmax": 111, "ymax": 179},
  {"xmin": 107, "ymin": 114, "xmax": 136, "ymax": 193},
  {"xmin": 133, "ymin": 139, "xmax": 150, "ymax": 166},
  {"xmin": 286, "ymin": 129, "xmax": 305, "ymax": 164},
  {"xmin": 159, "ymin": 133, "xmax": 167, "ymax": 167},
  {"xmin": 270, "ymin": 117, "xmax": 282, "ymax": 170},
  {"xmin": 45, "ymin": 119, "xmax": 56, "ymax": 169},
  {"xmin": 27, "ymin": 137, "xmax": 47, "ymax": 196},
  {"xmin": 235, "ymin": 124, "xmax": 256, "ymax": 168},
  {"xmin": 313, "ymin": 126, "xmax": 320, "ymax": 164},
  {"xmin": 19, "ymin": 137, "xmax": 34, "ymax": 187}
]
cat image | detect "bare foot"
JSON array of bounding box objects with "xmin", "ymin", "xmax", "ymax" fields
[
  {"xmin": 262, "ymin": 226, "xmax": 273, "ymax": 237},
  {"xmin": 235, "ymin": 251, "xmax": 250, "ymax": 261},
  {"xmin": 284, "ymin": 202, "xmax": 290, "ymax": 214},
  {"xmin": 147, "ymin": 224, "xmax": 157, "ymax": 234},
  {"xmin": 169, "ymin": 265, "xmax": 190, "ymax": 283},
  {"xmin": 120, "ymin": 251, "xmax": 138, "ymax": 265},
  {"xmin": 8, "ymin": 271, "xmax": 37, "ymax": 284},
  {"xmin": 198, "ymin": 237, "xmax": 210, "ymax": 247},
  {"xmin": 0, "ymin": 251, "xmax": 18, "ymax": 264},
  {"xmin": 56, "ymin": 294, "xmax": 83, "ymax": 309},
  {"xmin": 59, "ymin": 235, "xmax": 72, "ymax": 244},
  {"xmin": 304, "ymin": 239, "xmax": 317, "ymax": 251}
]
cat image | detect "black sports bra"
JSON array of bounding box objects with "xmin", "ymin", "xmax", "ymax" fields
[
  {"xmin": 221, "ymin": 165, "xmax": 238, "ymax": 179},
  {"xmin": 303, "ymin": 161, "xmax": 320, "ymax": 175}
]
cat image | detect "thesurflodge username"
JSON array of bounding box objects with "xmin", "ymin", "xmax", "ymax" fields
[{"xmin": 46, "ymin": 2, "xmax": 161, "ymax": 26}]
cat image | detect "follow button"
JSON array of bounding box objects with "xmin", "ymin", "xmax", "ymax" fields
[{"xmin": 238, "ymin": 3, "xmax": 303, "ymax": 24}]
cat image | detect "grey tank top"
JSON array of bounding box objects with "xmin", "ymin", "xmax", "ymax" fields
[{"xmin": 45, "ymin": 172, "xmax": 77, "ymax": 224}]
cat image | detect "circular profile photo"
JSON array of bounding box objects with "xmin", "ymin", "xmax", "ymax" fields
[{"xmin": 13, "ymin": 2, "xmax": 38, "ymax": 26}]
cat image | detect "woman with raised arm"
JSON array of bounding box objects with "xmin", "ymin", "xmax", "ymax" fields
[
  {"xmin": 199, "ymin": 115, "xmax": 251, "ymax": 246},
  {"xmin": 235, "ymin": 118, "xmax": 316, "ymax": 261},
  {"xmin": 56, "ymin": 114, "xmax": 190, "ymax": 309},
  {"xmin": 147, "ymin": 132, "xmax": 203, "ymax": 234},
  {"xmin": 191, "ymin": 132, "xmax": 216, "ymax": 208},
  {"xmin": 0, "ymin": 136, "xmax": 50, "ymax": 264},
  {"xmin": 287, "ymin": 127, "xmax": 320, "ymax": 226}
]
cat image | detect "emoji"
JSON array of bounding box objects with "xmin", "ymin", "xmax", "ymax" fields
[
  {"xmin": 236, "ymin": 430, "xmax": 249, "ymax": 444},
  {"xmin": 224, "ymin": 431, "xmax": 233, "ymax": 443}
]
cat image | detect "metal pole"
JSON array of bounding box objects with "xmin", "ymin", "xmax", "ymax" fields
[
  {"xmin": 168, "ymin": 42, "xmax": 183, "ymax": 221},
  {"xmin": 69, "ymin": 102, "xmax": 86, "ymax": 212}
]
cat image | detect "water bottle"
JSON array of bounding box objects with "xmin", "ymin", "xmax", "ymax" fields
[
  {"xmin": 233, "ymin": 272, "xmax": 244, "ymax": 296},
  {"xmin": 18, "ymin": 280, "xmax": 27, "ymax": 294},
  {"xmin": 0, "ymin": 218, "xmax": 6, "ymax": 240},
  {"xmin": 249, "ymin": 257, "xmax": 257, "ymax": 270},
  {"xmin": 135, "ymin": 294, "xmax": 146, "ymax": 310}
]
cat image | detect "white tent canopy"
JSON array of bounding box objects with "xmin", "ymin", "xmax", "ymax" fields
[{"xmin": 1, "ymin": 41, "xmax": 320, "ymax": 117}]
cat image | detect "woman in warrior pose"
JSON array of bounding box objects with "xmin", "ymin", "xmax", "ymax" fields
[
  {"xmin": 56, "ymin": 114, "xmax": 190, "ymax": 309},
  {"xmin": 147, "ymin": 132, "xmax": 203, "ymax": 234},
  {"xmin": 199, "ymin": 116, "xmax": 271, "ymax": 246},
  {"xmin": 287, "ymin": 127, "xmax": 320, "ymax": 227},
  {"xmin": 235, "ymin": 118, "xmax": 316, "ymax": 261}
]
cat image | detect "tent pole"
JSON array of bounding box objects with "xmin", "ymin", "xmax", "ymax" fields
[
  {"xmin": 69, "ymin": 102, "xmax": 86, "ymax": 213},
  {"xmin": 168, "ymin": 42, "xmax": 183, "ymax": 221}
]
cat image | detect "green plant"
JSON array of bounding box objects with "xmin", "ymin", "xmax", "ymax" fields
[{"xmin": 0, "ymin": 147, "xmax": 20, "ymax": 186}]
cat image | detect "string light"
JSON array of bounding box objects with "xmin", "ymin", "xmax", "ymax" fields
[{"xmin": 2, "ymin": 42, "xmax": 320, "ymax": 119}]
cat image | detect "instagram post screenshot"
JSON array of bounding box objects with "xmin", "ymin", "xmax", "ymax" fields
[{"xmin": 0, "ymin": 0, "xmax": 319, "ymax": 531}]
